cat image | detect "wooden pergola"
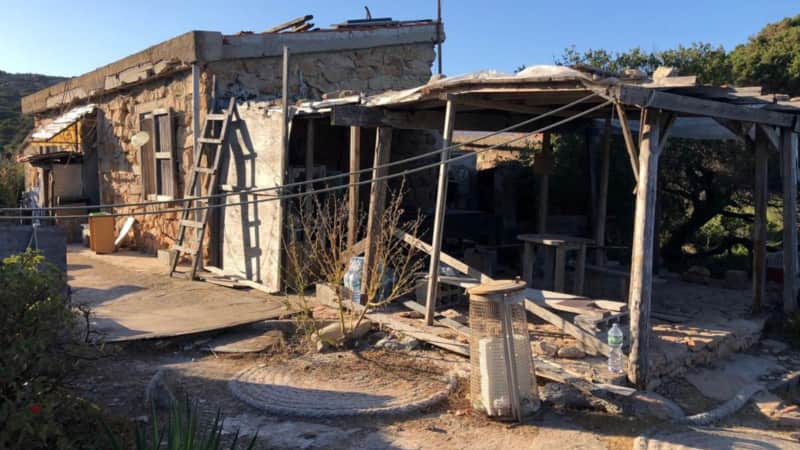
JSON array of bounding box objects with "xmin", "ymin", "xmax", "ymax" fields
[{"xmin": 302, "ymin": 66, "xmax": 800, "ymax": 388}]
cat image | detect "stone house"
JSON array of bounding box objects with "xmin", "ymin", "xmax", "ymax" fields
[{"xmin": 20, "ymin": 17, "xmax": 443, "ymax": 291}]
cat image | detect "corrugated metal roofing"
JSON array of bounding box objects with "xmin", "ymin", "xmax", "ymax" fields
[{"xmin": 31, "ymin": 104, "xmax": 96, "ymax": 141}]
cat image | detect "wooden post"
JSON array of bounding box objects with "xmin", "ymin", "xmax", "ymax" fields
[
  {"xmin": 537, "ymin": 131, "xmax": 551, "ymax": 233},
  {"xmin": 361, "ymin": 127, "xmax": 392, "ymax": 300},
  {"xmin": 425, "ymin": 100, "xmax": 457, "ymax": 325},
  {"xmin": 595, "ymin": 118, "xmax": 612, "ymax": 265},
  {"xmin": 277, "ymin": 46, "xmax": 290, "ymax": 290},
  {"xmin": 753, "ymin": 127, "xmax": 769, "ymax": 313},
  {"xmin": 305, "ymin": 119, "xmax": 315, "ymax": 192},
  {"xmin": 347, "ymin": 126, "xmax": 361, "ymax": 249},
  {"xmin": 627, "ymin": 109, "xmax": 667, "ymax": 388},
  {"xmin": 781, "ymin": 127, "xmax": 799, "ymax": 314}
]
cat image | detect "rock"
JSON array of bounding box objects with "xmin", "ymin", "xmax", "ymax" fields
[
  {"xmin": 683, "ymin": 265, "xmax": 711, "ymax": 284},
  {"xmin": 724, "ymin": 270, "xmax": 749, "ymax": 289},
  {"xmin": 557, "ymin": 346, "xmax": 586, "ymax": 359},
  {"xmin": 144, "ymin": 368, "xmax": 178, "ymax": 409},
  {"xmin": 627, "ymin": 391, "xmax": 685, "ymax": 421},
  {"xmin": 540, "ymin": 383, "xmax": 591, "ymax": 409},
  {"xmin": 400, "ymin": 337, "xmax": 420, "ymax": 350},
  {"xmin": 399, "ymin": 311, "xmax": 424, "ymax": 319},
  {"xmin": 532, "ymin": 341, "xmax": 559, "ymax": 357},
  {"xmin": 313, "ymin": 320, "xmax": 372, "ymax": 350},
  {"xmin": 761, "ymin": 339, "xmax": 789, "ymax": 355}
]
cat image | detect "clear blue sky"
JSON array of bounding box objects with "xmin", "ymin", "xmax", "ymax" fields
[{"xmin": 1, "ymin": 0, "xmax": 797, "ymax": 77}]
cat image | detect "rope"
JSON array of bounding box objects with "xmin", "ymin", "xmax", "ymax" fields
[
  {"xmin": 0, "ymin": 100, "xmax": 611, "ymax": 221},
  {"xmin": 2, "ymin": 93, "xmax": 600, "ymax": 214}
]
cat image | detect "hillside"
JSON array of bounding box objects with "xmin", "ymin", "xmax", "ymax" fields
[{"xmin": 0, "ymin": 70, "xmax": 65, "ymax": 154}]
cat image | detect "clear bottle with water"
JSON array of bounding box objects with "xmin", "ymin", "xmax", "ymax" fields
[
  {"xmin": 607, "ymin": 323, "xmax": 624, "ymax": 374},
  {"xmin": 343, "ymin": 257, "xmax": 363, "ymax": 305}
]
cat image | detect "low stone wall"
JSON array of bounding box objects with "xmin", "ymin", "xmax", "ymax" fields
[{"xmin": 0, "ymin": 225, "xmax": 67, "ymax": 273}]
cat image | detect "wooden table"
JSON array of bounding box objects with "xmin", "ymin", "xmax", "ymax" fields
[{"xmin": 518, "ymin": 234, "xmax": 594, "ymax": 294}]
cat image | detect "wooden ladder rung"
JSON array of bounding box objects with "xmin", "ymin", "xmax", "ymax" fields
[
  {"xmin": 206, "ymin": 113, "xmax": 227, "ymax": 121},
  {"xmin": 193, "ymin": 167, "xmax": 215, "ymax": 174},
  {"xmin": 198, "ymin": 137, "xmax": 223, "ymax": 145},
  {"xmin": 180, "ymin": 219, "xmax": 204, "ymax": 228},
  {"xmin": 173, "ymin": 244, "xmax": 198, "ymax": 254}
]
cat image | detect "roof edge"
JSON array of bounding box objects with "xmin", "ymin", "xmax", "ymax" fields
[{"xmin": 22, "ymin": 22, "xmax": 442, "ymax": 115}]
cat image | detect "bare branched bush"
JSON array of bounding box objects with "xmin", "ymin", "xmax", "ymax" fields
[{"xmin": 284, "ymin": 183, "xmax": 424, "ymax": 346}]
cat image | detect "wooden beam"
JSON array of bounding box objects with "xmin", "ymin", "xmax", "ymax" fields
[
  {"xmin": 759, "ymin": 124, "xmax": 781, "ymax": 151},
  {"xmin": 361, "ymin": 127, "xmax": 393, "ymax": 300},
  {"xmin": 264, "ymin": 15, "xmax": 313, "ymax": 33},
  {"xmin": 330, "ymin": 104, "xmax": 584, "ymax": 132},
  {"xmin": 753, "ymin": 127, "xmax": 769, "ymax": 314},
  {"xmin": 615, "ymin": 103, "xmax": 639, "ymax": 183},
  {"xmin": 394, "ymin": 230, "xmax": 492, "ymax": 283},
  {"xmin": 595, "ymin": 117, "xmax": 612, "ymax": 264},
  {"xmin": 523, "ymin": 297, "xmax": 611, "ymax": 357},
  {"xmin": 425, "ymin": 100, "xmax": 456, "ymax": 325},
  {"xmin": 781, "ymin": 127, "xmax": 799, "ymax": 314},
  {"xmin": 627, "ymin": 108, "xmax": 666, "ymax": 389},
  {"xmin": 611, "ymin": 85, "xmax": 797, "ymax": 128},
  {"xmin": 305, "ymin": 118, "xmax": 315, "ymax": 192},
  {"xmin": 347, "ymin": 126, "xmax": 361, "ymax": 248}
]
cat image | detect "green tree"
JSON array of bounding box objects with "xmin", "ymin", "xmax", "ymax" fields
[{"xmin": 731, "ymin": 14, "xmax": 800, "ymax": 96}]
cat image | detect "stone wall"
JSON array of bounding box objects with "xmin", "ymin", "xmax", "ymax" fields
[{"xmin": 207, "ymin": 43, "xmax": 435, "ymax": 101}]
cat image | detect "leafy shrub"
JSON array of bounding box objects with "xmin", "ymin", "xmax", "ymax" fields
[{"xmin": 0, "ymin": 250, "xmax": 80, "ymax": 448}]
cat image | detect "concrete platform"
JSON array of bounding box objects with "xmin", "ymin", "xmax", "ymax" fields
[{"xmin": 68, "ymin": 246, "xmax": 294, "ymax": 342}]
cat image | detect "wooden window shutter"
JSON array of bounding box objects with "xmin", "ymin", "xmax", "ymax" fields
[
  {"xmin": 139, "ymin": 114, "xmax": 156, "ymax": 197},
  {"xmin": 153, "ymin": 109, "xmax": 178, "ymax": 199}
]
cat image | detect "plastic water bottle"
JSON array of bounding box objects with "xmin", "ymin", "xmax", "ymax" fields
[
  {"xmin": 343, "ymin": 257, "xmax": 363, "ymax": 305},
  {"xmin": 607, "ymin": 323, "xmax": 624, "ymax": 374}
]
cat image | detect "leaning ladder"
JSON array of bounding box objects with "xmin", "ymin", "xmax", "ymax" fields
[{"xmin": 169, "ymin": 97, "xmax": 236, "ymax": 280}]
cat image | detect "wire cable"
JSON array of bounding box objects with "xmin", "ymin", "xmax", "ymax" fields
[
  {"xmin": 3, "ymin": 93, "xmax": 600, "ymax": 213},
  {"xmin": 0, "ymin": 100, "xmax": 611, "ymax": 221}
]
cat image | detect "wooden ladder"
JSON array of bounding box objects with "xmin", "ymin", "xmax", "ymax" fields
[{"xmin": 169, "ymin": 97, "xmax": 236, "ymax": 280}]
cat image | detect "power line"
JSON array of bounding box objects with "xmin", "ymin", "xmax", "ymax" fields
[
  {"xmin": 0, "ymin": 100, "xmax": 611, "ymax": 221},
  {"xmin": 2, "ymin": 93, "xmax": 600, "ymax": 214}
]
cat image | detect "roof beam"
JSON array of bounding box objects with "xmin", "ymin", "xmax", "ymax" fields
[
  {"xmin": 330, "ymin": 104, "xmax": 588, "ymax": 132},
  {"xmin": 601, "ymin": 84, "xmax": 798, "ymax": 129}
]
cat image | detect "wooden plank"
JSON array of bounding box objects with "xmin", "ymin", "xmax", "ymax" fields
[
  {"xmin": 523, "ymin": 297, "xmax": 611, "ymax": 357},
  {"xmin": 545, "ymin": 298, "xmax": 607, "ymax": 319},
  {"xmin": 330, "ymin": 105, "xmax": 575, "ymax": 133},
  {"xmin": 394, "ymin": 231, "xmax": 492, "ymax": 283},
  {"xmin": 401, "ymin": 300, "xmax": 470, "ymax": 337},
  {"xmin": 593, "ymin": 300, "xmax": 627, "ymax": 312},
  {"xmin": 347, "ymin": 126, "xmax": 361, "ymax": 248},
  {"xmin": 264, "ymin": 15, "xmax": 313, "ymax": 33},
  {"xmin": 753, "ymin": 127, "xmax": 769, "ymax": 313},
  {"xmin": 425, "ymin": 100, "xmax": 457, "ymax": 325},
  {"xmin": 367, "ymin": 312, "xmax": 469, "ymax": 356},
  {"xmin": 361, "ymin": 127, "xmax": 393, "ymax": 298},
  {"xmin": 615, "ymin": 103, "xmax": 639, "ymax": 183},
  {"xmin": 613, "ymin": 85, "xmax": 796, "ymax": 128},
  {"xmin": 781, "ymin": 128, "xmax": 799, "ymax": 314},
  {"xmin": 627, "ymin": 108, "xmax": 666, "ymax": 388}
]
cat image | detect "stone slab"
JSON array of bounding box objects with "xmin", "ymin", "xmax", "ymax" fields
[{"xmin": 684, "ymin": 354, "xmax": 785, "ymax": 402}]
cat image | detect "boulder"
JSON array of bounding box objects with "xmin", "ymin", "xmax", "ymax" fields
[
  {"xmin": 557, "ymin": 346, "xmax": 586, "ymax": 359},
  {"xmin": 314, "ymin": 320, "xmax": 372, "ymax": 351}
]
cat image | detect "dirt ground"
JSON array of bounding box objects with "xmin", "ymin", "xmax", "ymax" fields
[{"xmin": 67, "ymin": 248, "xmax": 800, "ymax": 449}]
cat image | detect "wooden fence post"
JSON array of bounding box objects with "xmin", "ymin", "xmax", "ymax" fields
[
  {"xmin": 753, "ymin": 127, "xmax": 769, "ymax": 313},
  {"xmin": 781, "ymin": 127, "xmax": 799, "ymax": 314},
  {"xmin": 347, "ymin": 126, "xmax": 361, "ymax": 249}
]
